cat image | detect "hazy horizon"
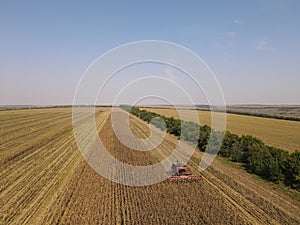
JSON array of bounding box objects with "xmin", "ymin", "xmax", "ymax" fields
[{"xmin": 1, "ymin": 103, "xmax": 300, "ymax": 107}]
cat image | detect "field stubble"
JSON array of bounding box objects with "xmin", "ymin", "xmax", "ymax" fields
[{"xmin": 0, "ymin": 108, "xmax": 299, "ymax": 224}]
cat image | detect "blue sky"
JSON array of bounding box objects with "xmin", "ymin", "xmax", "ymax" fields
[{"xmin": 1, "ymin": 0, "xmax": 299, "ymax": 105}]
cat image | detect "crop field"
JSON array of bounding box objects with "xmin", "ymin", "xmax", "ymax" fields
[
  {"xmin": 141, "ymin": 107, "xmax": 300, "ymax": 152},
  {"xmin": 226, "ymin": 105, "xmax": 300, "ymax": 118},
  {"xmin": 1, "ymin": 107, "xmax": 300, "ymax": 224}
]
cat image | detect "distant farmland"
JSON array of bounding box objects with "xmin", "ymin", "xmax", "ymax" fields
[
  {"xmin": 141, "ymin": 107, "xmax": 300, "ymax": 152},
  {"xmin": 226, "ymin": 105, "xmax": 300, "ymax": 118}
]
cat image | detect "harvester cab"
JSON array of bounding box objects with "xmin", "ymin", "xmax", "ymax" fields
[{"xmin": 168, "ymin": 161, "xmax": 202, "ymax": 181}]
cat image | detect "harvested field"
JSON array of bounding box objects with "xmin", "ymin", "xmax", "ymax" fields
[
  {"xmin": 141, "ymin": 107, "xmax": 300, "ymax": 152},
  {"xmin": 0, "ymin": 108, "xmax": 299, "ymax": 224}
]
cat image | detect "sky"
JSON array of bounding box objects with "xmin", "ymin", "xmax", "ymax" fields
[{"xmin": 0, "ymin": 0, "xmax": 300, "ymax": 105}]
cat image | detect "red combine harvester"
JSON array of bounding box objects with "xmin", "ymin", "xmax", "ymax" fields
[{"xmin": 168, "ymin": 162, "xmax": 202, "ymax": 181}]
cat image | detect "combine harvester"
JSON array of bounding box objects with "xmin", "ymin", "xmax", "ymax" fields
[{"xmin": 168, "ymin": 161, "xmax": 202, "ymax": 181}]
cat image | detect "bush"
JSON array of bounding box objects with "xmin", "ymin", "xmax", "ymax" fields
[
  {"xmin": 197, "ymin": 125, "xmax": 211, "ymax": 152},
  {"xmin": 246, "ymin": 147, "xmax": 284, "ymax": 182},
  {"xmin": 284, "ymin": 151, "xmax": 300, "ymax": 189},
  {"xmin": 220, "ymin": 132, "xmax": 239, "ymax": 158}
]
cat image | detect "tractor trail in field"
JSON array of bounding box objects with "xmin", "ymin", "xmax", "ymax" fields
[
  {"xmin": 1, "ymin": 108, "xmax": 299, "ymax": 224},
  {"xmin": 120, "ymin": 111, "xmax": 300, "ymax": 225}
]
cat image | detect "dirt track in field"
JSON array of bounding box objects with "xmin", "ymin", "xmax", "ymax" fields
[{"xmin": 0, "ymin": 108, "xmax": 299, "ymax": 224}]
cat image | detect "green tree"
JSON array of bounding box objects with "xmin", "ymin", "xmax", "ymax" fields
[
  {"xmin": 284, "ymin": 151, "xmax": 300, "ymax": 189},
  {"xmin": 220, "ymin": 131, "xmax": 239, "ymax": 158},
  {"xmin": 239, "ymin": 135, "xmax": 265, "ymax": 163},
  {"xmin": 197, "ymin": 125, "xmax": 211, "ymax": 152}
]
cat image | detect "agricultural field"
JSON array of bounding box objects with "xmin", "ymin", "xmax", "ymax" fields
[
  {"xmin": 141, "ymin": 107, "xmax": 300, "ymax": 152},
  {"xmin": 226, "ymin": 105, "xmax": 300, "ymax": 118},
  {"xmin": 1, "ymin": 107, "xmax": 300, "ymax": 224}
]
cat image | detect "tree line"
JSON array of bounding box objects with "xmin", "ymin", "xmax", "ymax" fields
[
  {"xmin": 225, "ymin": 110, "xmax": 300, "ymax": 122},
  {"xmin": 120, "ymin": 105, "xmax": 300, "ymax": 190}
]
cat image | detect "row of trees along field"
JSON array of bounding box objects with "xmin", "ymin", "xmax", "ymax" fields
[
  {"xmin": 225, "ymin": 110, "xmax": 300, "ymax": 122},
  {"xmin": 120, "ymin": 105, "xmax": 300, "ymax": 190},
  {"xmin": 199, "ymin": 108, "xmax": 300, "ymax": 122}
]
